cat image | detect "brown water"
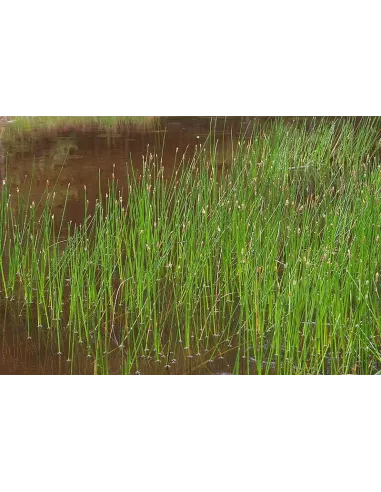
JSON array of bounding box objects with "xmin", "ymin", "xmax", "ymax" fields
[{"xmin": 1, "ymin": 117, "xmax": 267, "ymax": 374}]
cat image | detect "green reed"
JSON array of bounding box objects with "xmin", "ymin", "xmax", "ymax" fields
[{"xmin": 1, "ymin": 117, "xmax": 381, "ymax": 374}]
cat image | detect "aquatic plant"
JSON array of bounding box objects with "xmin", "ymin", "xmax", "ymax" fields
[{"xmin": 1, "ymin": 117, "xmax": 381, "ymax": 374}]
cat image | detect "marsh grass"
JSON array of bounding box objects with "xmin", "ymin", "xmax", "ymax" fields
[
  {"xmin": 1, "ymin": 117, "xmax": 381, "ymax": 374},
  {"xmin": 2, "ymin": 116, "xmax": 157, "ymax": 143}
]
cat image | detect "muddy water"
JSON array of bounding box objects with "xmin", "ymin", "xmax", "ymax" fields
[{"xmin": 0, "ymin": 117, "xmax": 290, "ymax": 374}]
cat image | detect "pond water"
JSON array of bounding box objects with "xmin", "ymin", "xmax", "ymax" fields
[{"xmin": 0, "ymin": 116, "xmax": 325, "ymax": 374}]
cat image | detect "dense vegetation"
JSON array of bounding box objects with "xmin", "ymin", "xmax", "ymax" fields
[{"xmin": 1, "ymin": 117, "xmax": 381, "ymax": 374}]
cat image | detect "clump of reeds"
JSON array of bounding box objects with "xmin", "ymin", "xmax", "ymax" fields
[{"xmin": 1, "ymin": 117, "xmax": 381, "ymax": 374}]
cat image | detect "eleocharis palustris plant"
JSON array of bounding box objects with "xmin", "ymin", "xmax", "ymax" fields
[{"xmin": 1, "ymin": 117, "xmax": 381, "ymax": 374}]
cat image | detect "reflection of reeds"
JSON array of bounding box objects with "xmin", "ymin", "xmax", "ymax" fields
[
  {"xmin": 2, "ymin": 116, "xmax": 157, "ymax": 141},
  {"xmin": 1, "ymin": 117, "xmax": 381, "ymax": 374}
]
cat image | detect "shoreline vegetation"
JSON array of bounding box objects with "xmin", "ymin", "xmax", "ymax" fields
[
  {"xmin": 0, "ymin": 116, "xmax": 157, "ymax": 141},
  {"xmin": 1, "ymin": 117, "xmax": 381, "ymax": 374}
]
